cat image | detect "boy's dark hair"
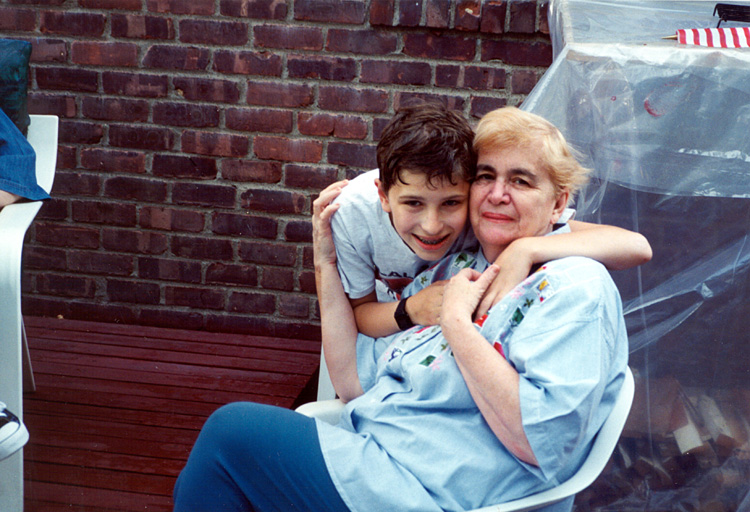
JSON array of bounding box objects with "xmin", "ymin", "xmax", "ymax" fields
[{"xmin": 376, "ymin": 102, "xmax": 476, "ymax": 193}]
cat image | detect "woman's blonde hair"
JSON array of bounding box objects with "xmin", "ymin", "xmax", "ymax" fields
[{"xmin": 473, "ymin": 107, "xmax": 590, "ymax": 198}]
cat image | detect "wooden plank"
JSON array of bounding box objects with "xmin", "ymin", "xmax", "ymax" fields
[{"xmin": 25, "ymin": 481, "xmax": 173, "ymax": 512}]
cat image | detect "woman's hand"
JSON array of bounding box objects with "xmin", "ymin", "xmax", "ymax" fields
[
  {"xmin": 441, "ymin": 265, "xmax": 500, "ymax": 338},
  {"xmin": 312, "ymin": 180, "xmax": 348, "ymax": 268}
]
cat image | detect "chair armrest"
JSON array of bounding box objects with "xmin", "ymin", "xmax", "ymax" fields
[{"xmin": 295, "ymin": 399, "xmax": 345, "ymax": 425}]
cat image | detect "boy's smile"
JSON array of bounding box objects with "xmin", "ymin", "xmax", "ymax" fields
[{"xmin": 377, "ymin": 169, "xmax": 470, "ymax": 262}]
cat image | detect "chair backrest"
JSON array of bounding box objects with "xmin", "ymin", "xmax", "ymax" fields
[
  {"xmin": 26, "ymin": 115, "xmax": 58, "ymax": 193},
  {"xmin": 474, "ymin": 366, "xmax": 635, "ymax": 512}
]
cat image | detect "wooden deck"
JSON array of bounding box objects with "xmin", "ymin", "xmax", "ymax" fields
[{"xmin": 21, "ymin": 316, "xmax": 321, "ymax": 512}]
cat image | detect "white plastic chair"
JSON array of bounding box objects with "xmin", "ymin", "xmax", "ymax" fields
[
  {"xmin": 297, "ymin": 366, "xmax": 635, "ymax": 512},
  {"xmin": 0, "ymin": 114, "xmax": 58, "ymax": 512}
]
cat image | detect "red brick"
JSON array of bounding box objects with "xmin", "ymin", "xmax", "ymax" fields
[
  {"xmin": 173, "ymin": 77, "xmax": 240, "ymax": 103},
  {"xmin": 55, "ymin": 146, "xmax": 77, "ymax": 170},
  {"xmin": 143, "ymin": 45, "xmax": 210, "ymax": 71},
  {"xmin": 254, "ymin": 25, "xmax": 323, "ymax": 51},
  {"xmin": 326, "ymin": 29, "xmax": 397, "ymax": 55},
  {"xmin": 104, "ymin": 176, "xmax": 169, "ymax": 203},
  {"xmin": 480, "ymin": 1, "xmax": 507, "ymax": 33},
  {"xmin": 165, "ymin": 286, "xmax": 225, "ymax": 310},
  {"xmin": 102, "ymin": 229, "xmax": 168, "ymax": 255},
  {"xmin": 68, "ymin": 250, "xmax": 134, "ymax": 276},
  {"xmin": 213, "ymin": 50, "xmax": 282, "ymax": 76},
  {"xmin": 361, "ymin": 60, "xmax": 431, "ymax": 86},
  {"xmin": 40, "ymin": 11, "xmax": 105, "ymax": 37},
  {"xmin": 171, "ymin": 236, "xmax": 234, "ymax": 260},
  {"xmin": 181, "ymin": 130, "xmax": 249, "ymax": 158},
  {"xmin": 481, "ymin": 39, "xmax": 552, "ymax": 66},
  {"xmin": 369, "ymin": 0, "xmax": 394, "ymax": 25},
  {"xmin": 539, "ymin": 0, "xmax": 550, "ymax": 34},
  {"xmin": 318, "ymin": 86, "xmax": 388, "ymax": 113},
  {"xmin": 138, "ymin": 309, "xmax": 203, "ymax": 330},
  {"xmin": 221, "ymin": 160, "xmax": 283, "ymax": 183},
  {"xmin": 470, "ymin": 96, "xmax": 507, "ymax": 119},
  {"xmin": 455, "ymin": 0, "xmax": 481, "ymax": 31},
  {"xmin": 24, "ymin": 247, "xmax": 67, "ymax": 272},
  {"xmin": 403, "ymin": 33, "xmax": 475, "ymax": 61},
  {"xmin": 0, "ymin": 7, "xmax": 35, "ymax": 32},
  {"xmin": 226, "ymin": 107, "xmax": 292, "ymax": 133},
  {"xmin": 107, "ymin": 279, "xmax": 160, "ymax": 304},
  {"xmin": 152, "ymin": 154, "xmax": 218, "ymax": 179},
  {"xmin": 81, "ymin": 148, "xmax": 146, "ymax": 174},
  {"xmin": 51, "ymin": 172, "xmax": 100, "ymax": 197},
  {"xmin": 147, "ymin": 0, "xmax": 214, "ymax": 15},
  {"xmin": 111, "ymin": 14, "xmax": 175, "ymax": 40},
  {"xmin": 511, "ymin": 69, "xmax": 538, "ymax": 94},
  {"xmin": 80, "ymin": 0, "xmax": 141, "ymax": 8},
  {"xmin": 36, "ymin": 274, "xmax": 96, "ymax": 298},
  {"xmin": 58, "ymin": 120, "xmax": 103, "ymax": 144},
  {"xmin": 284, "ymin": 165, "xmax": 338, "ymax": 190},
  {"xmin": 288, "ymin": 55, "xmax": 357, "ymax": 81},
  {"xmin": 299, "ymin": 113, "xmax": 367, "ymax": 139},
  {"xmin": 239, "ymin": 241, "xmax": 296, "ymax": 266},
  {"xmin": 109, "ymin": 124, "xmax": 175, "ymax": 151},
  {"xmin": 138, "ymin": 257, "xmax": 202, "ymax": 283},
  {"xmin": 395, "ymin": 91, "xmax": 465, "ymax": 111},
  {"xmin": 103, "ymin": 72, "xmax": 168, "ymax": 98},
  {"xmin": 295, "ymin": 0, "xmax": 365, "ymax": 24},
  {"xmin": 211, "ymin": 212, "xmax": 277, "ymax": 238},
  {"xmin": 298, "ymin": 270, "xmax": 316, "ymax": 294},
  {"xmin": 28, "ymin": 93, "xmax": 76, "ymax": 118},
  {"xmin": 29, "ymin": 38, "xmax": 67, "ymax": 63},
  {"xmin": 261, "ymin": 268, "xmax": 294, "ymax": 291},
  {"xmin": 179, "ymin": 19, "xmax": 248, "ymax": 46},
  {"xmin": 36, "ymin": 197, "xmax": 69, "ymax": 219},
  {"xmin": 284, "ymin": 220, "xmax": 312, "ymax": 243},
  {"xmin": 328, "ymin": 141, "xmax": 377, "ymax": 168},
  {"xmin": 278, "ymin": 295, "xmax": 309, "ymax": 318},
  {"xmin": 246, "ymin": 81, "xmax": 313, "ymax": 108},
  {"xmin": 35, "ymin": 223, "xmax": 100, "ymax": 249},
  {"xmin": 205, "ymin": 262, "xmax": 258, "ymax": 286},
  {"xmin": 254, "ymin": 136, "xmax": 322, "ymax": 163},
  {"xmin": 139, "ymin": 206, "xmax": 205, "ymax": 232},
  {"xmin": 240, "ymin": 188, "xmax": 306, "ymax": 214},
  {"xmin": 508, "ymin": 0, "xmax": 536, "ymax": 34},
  {"xmin": 398, "ymin": 0, "xmax": 422, "ymax": 26},
  {"xmin": 72, "ymin": 201, "xmax": 137, "ymax": 227},
  {"xmin": 426, "ymin": 0, "xmax": 451, "ymax": 28},
  {"xmin": 220, "ymin": 0, "xmax": 288, "ymax": 19},
  {"xmin": 435, "ymin": 64, "xmax": 460, "ymax": 87},
  {"xmin": 82, "ymin": 97, "xmax": 149, "ymax": 122},
  {"xmin": 227, "ymin": 292, "xmax": 275, "ymax": 314},
  {"xmin": 72, "ymin": 41, "xmax": 138, "ymax": 67},
  {"xmin": 172, "ymin": 183, "xmax": 236, "ymax": 209},
  {"xmin": 464, "ymin": 66, "xmax": 506, "ymax": 90},
  {"xmin": 36, "ymin": 67, "xmax": 98, "ymax": 93},
  {"xmin": 153, "ymin": 102, "xmax": 220, "ymax": 128}
]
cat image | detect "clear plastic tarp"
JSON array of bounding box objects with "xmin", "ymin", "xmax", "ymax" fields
[{"xmin": 524, "ymin": 1, "xmax": 750, "ymax": 510}]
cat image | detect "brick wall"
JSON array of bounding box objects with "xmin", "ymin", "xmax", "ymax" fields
[{"xmin": 6, "ymin": 0, "xmax": 553, "ymax": 340}]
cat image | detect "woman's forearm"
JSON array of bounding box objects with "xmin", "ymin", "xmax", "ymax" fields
[{"xmin": 316, "ymin": 260, "xmax": 364, "ymax": 402}]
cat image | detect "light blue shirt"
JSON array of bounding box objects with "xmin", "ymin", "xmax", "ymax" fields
[{"xmin": 317, "ymin": 241, "xmax": 628, "ymax": 512}]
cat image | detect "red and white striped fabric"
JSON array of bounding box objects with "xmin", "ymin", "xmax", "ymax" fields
[{"xmin": 676, "ymin": 27, "xmax": 750, "ymax": 47}]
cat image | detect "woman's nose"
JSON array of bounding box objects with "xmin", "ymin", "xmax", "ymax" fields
[{"xmin": 488, "ymin": 181, "xmax": 510, "ymax": 204}]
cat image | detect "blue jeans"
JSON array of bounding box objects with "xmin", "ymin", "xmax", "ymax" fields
[{"xmin": 173, "ymin": 402, "xmax": 350, "ymax": 512}]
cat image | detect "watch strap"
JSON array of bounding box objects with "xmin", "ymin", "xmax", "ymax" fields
[{"xmin": 394, "ymin": 297, "xmax": 414, "ymax": 331}]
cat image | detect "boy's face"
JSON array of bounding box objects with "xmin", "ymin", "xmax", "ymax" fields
[{"xmin": 377, "ymin": 169, "xmax": 470, "ymax": 262}]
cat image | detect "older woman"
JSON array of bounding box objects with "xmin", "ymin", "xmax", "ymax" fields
[{"xmin": 173, "ymin": 108, "xmax": 629, "ymax": 512}]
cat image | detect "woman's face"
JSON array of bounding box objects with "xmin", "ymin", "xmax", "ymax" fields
[{"xmin": 470, "ymin": 145, "xmax": 568, "ymax": 262}]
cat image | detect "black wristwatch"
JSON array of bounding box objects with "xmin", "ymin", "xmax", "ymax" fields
[{"xmin": 394, "ymin": 297, "xmax": 414, "ymax": 331}]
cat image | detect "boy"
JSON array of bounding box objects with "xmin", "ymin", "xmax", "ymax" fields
[{"xmin": 329, "ymin": 103, "xmax": 651, "ymax": 339}]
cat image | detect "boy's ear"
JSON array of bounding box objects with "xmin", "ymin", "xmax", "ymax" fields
[
  {"xmin": 550, "ymin": 188, "xmax": 570, "ymax": 225},
  {"xmin": 375, "ymin": 178, "xmax": 392, "ymax": 213}
]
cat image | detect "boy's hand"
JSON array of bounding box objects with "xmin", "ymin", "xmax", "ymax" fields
[
  {"xmin": 405, "ymin": 280, "xmax": 448, "ymax": 326},
  {"xmin": 475, "ymin": 240, "xmax": 534, "ymax": 319},
  {"xmin": 312, "ymin": 180, "xmax": 348, "ymax": 267}
]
